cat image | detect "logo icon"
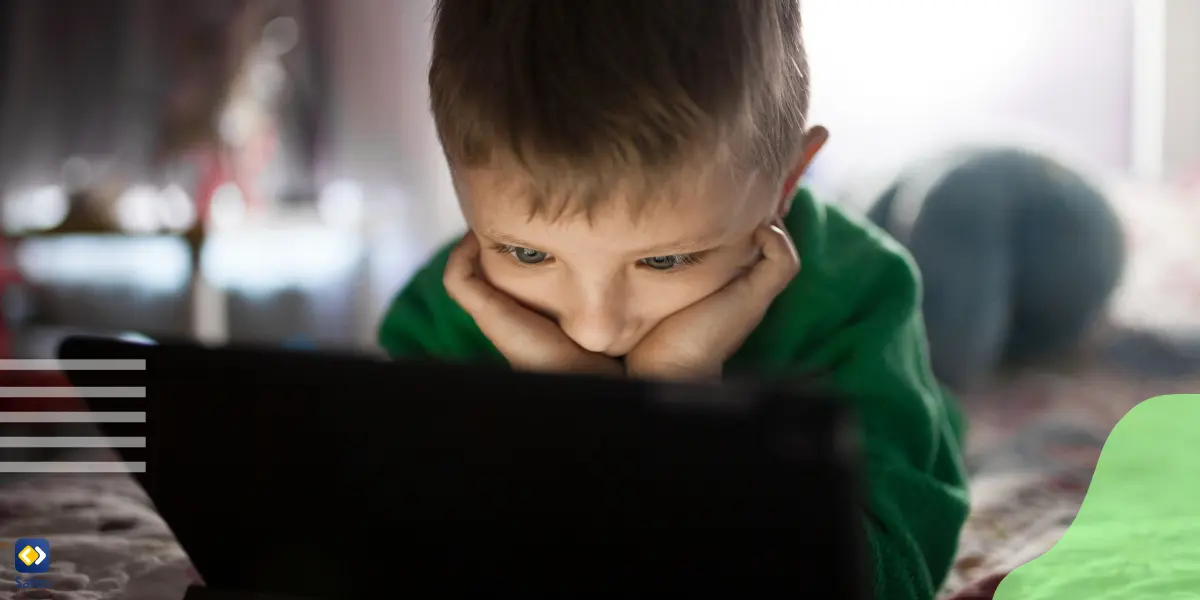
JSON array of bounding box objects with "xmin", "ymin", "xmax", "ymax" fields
[{"xmin": 14, "ymin": 538, "xmax": 49, "ymax": 574}]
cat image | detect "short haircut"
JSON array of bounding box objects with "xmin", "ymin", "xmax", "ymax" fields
[{"xmin": 429, "ymin": 0, "xmax": 809, "ymax": 217}]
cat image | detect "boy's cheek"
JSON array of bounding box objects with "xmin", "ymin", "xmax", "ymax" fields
[
  {"xmin": 474, "ymin": 251, "xmax": 502, "ymax": 284},
  {"xmin": 476, "ymin": 252, "xmax": 531, "ymax": 290},
  {"xmin": 477, "ymin": 257, "xmax": 560, "ymax": 320}
]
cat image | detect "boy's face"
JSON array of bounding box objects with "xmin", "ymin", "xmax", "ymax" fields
[{"xmin": 455, "ymin": 168, "xmax": 780, "ymax": 358}]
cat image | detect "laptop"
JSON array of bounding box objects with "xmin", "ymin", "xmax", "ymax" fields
[{"xmin": 58, "ymin": 335, "xmax": 869, "ymax": 599}]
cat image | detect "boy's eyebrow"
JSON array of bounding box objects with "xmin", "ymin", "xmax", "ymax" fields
[
  {"xmin": 629, "ymin": 236, "xmax": 725, "ymax": 256},
  {"xmin": 481, "ymin": 229, "xmax": 539, "ymax": 249},
  {"xmin": 480, "ymin": 227, "xmax": 724, "ymax": 256}
]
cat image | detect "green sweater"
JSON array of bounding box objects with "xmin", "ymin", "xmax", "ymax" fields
[{"xmin": 378, "ymin": 189, "xmax": 969, "ymax": 599}]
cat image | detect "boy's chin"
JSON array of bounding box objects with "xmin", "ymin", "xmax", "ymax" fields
[
  {"xmin": 594, "ymin": 340, "xmax": 638, "ymax": 360},
  {"xmin": 603, "ymin": 345, "xmax": 636, "ymax": 360}
]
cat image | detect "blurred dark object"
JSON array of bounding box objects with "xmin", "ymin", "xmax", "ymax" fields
[
  {"xmin": 184, "ymin": 588, "xmax": 316, "ymax": 600},
  {"xmin": 868, "ymin": 148, "xmax": 1126, "ymax": 389}
]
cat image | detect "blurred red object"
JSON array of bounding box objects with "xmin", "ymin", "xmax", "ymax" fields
[
  {"xmin": 192, "ymin": 150, "xmax": 223, "ymax": 226},
  {"xmin": 0, "ymin": 237, "xmax": 19, "ymax": 359},
  {"xmin": 0, "ymin": 238, "xmax": 84, "ymax": 411},
  {"xmin": 0, "ymin": 371, "xmax": 83, "ymax": 412}
]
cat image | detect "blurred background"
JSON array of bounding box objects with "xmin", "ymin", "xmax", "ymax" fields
[
  {"xmin": 0, "ymin": 0, "xmax": 1195, "ymax": 355},
  {"xmin": 0, "ymin": 0, "xmax": 1198, "ymax": 358},
  {"xmin": 0, "ymin": 0, "xmax": 454, "ymax": 356},
  {"xmin": 1, "ymin": 2, "xmax": 1200, "ymax": 597}
]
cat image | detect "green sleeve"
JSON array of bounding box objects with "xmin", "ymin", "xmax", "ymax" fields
[
  {"xmin": 834, "ymin": 258, "xmax": 968, "ymax": 599},
  {"xmin": 733, "ymin": 193, "xmax": 969, "ymax": 598},
  {"xmin": 376, "ymin": 241, "xmax": 505, "ymax": 365}
]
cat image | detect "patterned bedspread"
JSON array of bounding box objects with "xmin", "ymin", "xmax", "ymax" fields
[
  {"xmin": 940, "ymin": 360, "xmax": 1200, "ymax": 598},
  {"xmin": 0, "ymin": 464, "xmax": 197, "ymax": 600}
]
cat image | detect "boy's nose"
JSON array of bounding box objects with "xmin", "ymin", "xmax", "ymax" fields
[
  {"xmin": 559, "ymin": 283, "xmax": 631, "ymax": 355},
  {"xmin": 560, "ymin": 306, "xmax": 628, "ymax": 355}
]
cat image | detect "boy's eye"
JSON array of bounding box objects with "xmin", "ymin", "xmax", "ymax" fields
[
  {"xmin": 498, "ymin": 245, "xmax": 550, "ymax": 265},
  {"xmin": 639, "ymin": 254, "xmax": 702, "ymax": 271}
]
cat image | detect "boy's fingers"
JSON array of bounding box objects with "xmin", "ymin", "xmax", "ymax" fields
[
  {"xmin": 444, "ymin": 232, "xmax": 555, "ymax": 351},
  {"xmin": 447, "ymin": 269, "xmax": 545, "ymax": 357},
  {"xmin": 450, "ymin": 273, "xmax": 521, "ymax": 326},
  {"xmin": 744, "ymin": 221, "xmax": 801, "ymax": 299},
  {"xmin": 443, "ymin": 231, "xmax": 482, "ymax": 283},
  {"xmin": 444, "ymin": 232, "xmax": 519, "ymax": 325},
  {"xmin": 702, "ymin": 222, "xmax": 798, "ymax": 314},
  {"xmin": 685, "ymin": 222, "xmax": 798, "ymax": 355}
]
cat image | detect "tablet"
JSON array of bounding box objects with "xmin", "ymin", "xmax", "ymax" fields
[{"xmin": 59, "ymin": 335, "xmax": 868, "ymax": 599}]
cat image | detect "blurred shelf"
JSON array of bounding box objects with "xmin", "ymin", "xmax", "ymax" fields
[
  {"xmin": 2, "ymin": 198, "xmax": 388, "ymax": 351},
  {"xmin": 4, "ymin": 200, "xmax": 203, "ymax": 242},
  {"xmin": 7, "ymin": 216, "xmax": 191, "ymax": 236},
  {"xmin": 4, "ymin": 199, "xmax": 355, "ymax": 241}
]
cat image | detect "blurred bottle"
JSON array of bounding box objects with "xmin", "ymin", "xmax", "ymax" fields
[
  {"xmin": 0, "ymin": 237, "xmax": 17, "ymax": 358},
  {"xmin": 282, "ymin": 334, "xmax": 316, "ymax": 351}
]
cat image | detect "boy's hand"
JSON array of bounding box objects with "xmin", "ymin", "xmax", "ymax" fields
[
  {"xmin": 624, "ymin": 220, "xmax": 800, "ymax": 380},
  {"xmin": 444, "ymin": 232, "xmax": 624, "ymax": 376}
]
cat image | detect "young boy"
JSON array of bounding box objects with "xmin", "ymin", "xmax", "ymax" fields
[{"xmin": 379, "ymin": 1, "xmax": 968, "ymax": 597}]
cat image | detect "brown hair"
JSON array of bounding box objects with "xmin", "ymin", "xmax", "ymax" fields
[{"xmin": 430, "ymin": 0, "xmax": 808, "ymax": 217}]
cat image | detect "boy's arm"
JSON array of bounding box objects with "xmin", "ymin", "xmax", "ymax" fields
[
  {"xmin": 803, "ymin": 246, "xmax": 969, "ymax": 598},
  {"xmin": 377, "ymin": 243, "xmax": 503, "ymax": 364}
]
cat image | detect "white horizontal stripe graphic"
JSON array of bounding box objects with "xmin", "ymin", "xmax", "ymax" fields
[
  {"xmin": 0, "ymin": 359, "xmax": 147, "ymax": 371},
  {"xmin": 0, "ymin": 437, "xmax": 146, "ymax": 448},
  {"xmin": 0, "ymin": 387, "xmax": 145, "ymax": 398},
  {"xmin": 0, "ymin": 461, "xmax": 146, "ymax": 473},
  {"xmin": 0, "ymin": 412, "xmax": 146, "ymax": 423}
]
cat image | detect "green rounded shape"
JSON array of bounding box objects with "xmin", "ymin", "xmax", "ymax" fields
[{"xmin": 995, "ymin": 394, "xmax": 1200, "ymax": 599}]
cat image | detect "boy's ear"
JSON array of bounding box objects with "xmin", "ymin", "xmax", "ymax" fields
[{"xmin": 776, "ymin": 125, "xmax": 829, "ymax": 217}]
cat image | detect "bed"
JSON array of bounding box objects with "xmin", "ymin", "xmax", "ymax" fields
[{"xmin": 2, "ymin": 183, "xmax": 1196, "ymax": 600}]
